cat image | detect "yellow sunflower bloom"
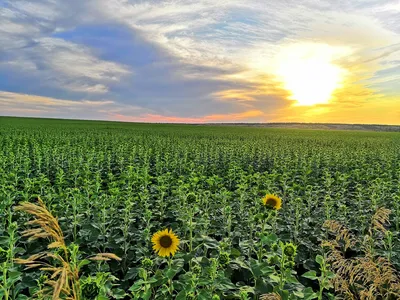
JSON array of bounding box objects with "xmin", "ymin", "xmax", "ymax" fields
[
  {"xmin": 262, "ymin": 194, "xmax": 282, "ymax": 210},
  {"xmin": 151, "ymin": 228, "xmax": 180, "ymax": 257}
]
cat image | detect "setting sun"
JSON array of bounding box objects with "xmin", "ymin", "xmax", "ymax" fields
[{"xmin": 275, "ymin": 43, "xmax": 348, "ymax": 106}]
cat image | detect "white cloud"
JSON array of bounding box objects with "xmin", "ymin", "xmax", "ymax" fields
[
  {"xmin": 89, "ymin": 0, "xmax": 400, "ymax": 78},
  {"xmin": 63, "ymin": 83, "xmax": 110, "ymax": 94},
  {"xmin": 0, "ymin": 91, "xmax": 115, "ymax": 108},
  {"xmin": 0, "ymin": 2, "xmax": 131, "ymax": 94},
  {"xmin": 0, "ymin": 35, "xmax": 130, "ymax": 93},
  {"xmin": 0, "ymin": 91, "xmax": 149, "ymax": 118},
  {"xmin": 38, "ymin": 38, "xmax": 130, "ymax": 81},
  {"xmin": 0, "ymin": 36, "xmax": 131, "ymax": 93},
  {"xmin": 10, "ymin": 1, "xmax": 59, "ymax": 21}
]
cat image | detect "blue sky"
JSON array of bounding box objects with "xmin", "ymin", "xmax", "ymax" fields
[{"xmin": 0, "ymin": 0, "xmax": 399, "ymax": 124}]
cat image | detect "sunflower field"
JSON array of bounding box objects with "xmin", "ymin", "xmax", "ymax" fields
[{"xmin": 1, "ymin": 117, "xmax": 400, "ymax": 300}]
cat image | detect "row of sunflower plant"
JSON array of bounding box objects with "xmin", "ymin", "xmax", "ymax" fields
[
  {"xmin": 130, "ymin": 194, "xmax": 326, "ymax": 300},
  {"xmin": 11, "ymin": 194, "xmax": 328, "ymax": 300},
  {"xmin": 2, "ymin": 118, "xmax": 399, "ymax": 300}
]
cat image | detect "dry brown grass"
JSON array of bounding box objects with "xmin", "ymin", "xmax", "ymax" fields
[
  {"xmin": 322, "ymin": 207, "xmax": 400, "ymax": 300},
  {"xmin": 260, "ymin": 293, "xmax": 281, "ymax": 300},
  {"xmin": 14, "ymin": 197, "xmax": 121, "ymax": 300}
]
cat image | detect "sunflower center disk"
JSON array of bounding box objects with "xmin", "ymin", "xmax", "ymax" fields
[
  {"xmin": 160, "ymin": 235, "xmax": 173, "ymax": 248},
  {"xmin": 266, "ymin": 199, "xmax": 277, "ymax": 207}
]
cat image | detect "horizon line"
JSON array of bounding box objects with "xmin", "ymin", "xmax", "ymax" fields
[{"xmin": 1, "ymin": 115, "xmax": 400, "ymax": 128}]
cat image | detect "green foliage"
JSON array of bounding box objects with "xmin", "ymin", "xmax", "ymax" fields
[
  {"xmin": 302, "ymin": 254, "xmax": 334, "ymax": 300},
  {"xmin": 0, "ymin": 117, "xmax": 400, "ymax": 299}
]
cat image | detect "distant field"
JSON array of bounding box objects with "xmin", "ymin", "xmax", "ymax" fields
[
  {"xmin": 207, "ymin": 122, "xmax": 400, "ymax": 132},
  {"xmin": 1, "ymin": 116, "xmax": 400, "ymax": 299}
]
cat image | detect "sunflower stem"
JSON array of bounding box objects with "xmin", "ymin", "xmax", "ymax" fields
[
  {"xmin": 167, "ymin": 255, "xmax": 172, "ymax": 267},
  {"xmin": 279, "ymin": 254, "xmax": 286, "ymax": 290},
  {"xmin": 189, "ymin": 210, "xmax": 194, "ymax": 271},
  {"xmin": 189, "ymin": 209, "xmax": 193, "ymax": 253},
  {"xmin": 167, "ymin": 256, "xmax": 173, "ymax": 296},
  {"xmin": 258, "ymin": 217, "xmax": 267, "ymax": 262}
]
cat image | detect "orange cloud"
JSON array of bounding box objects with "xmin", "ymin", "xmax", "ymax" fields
[
  {"xmin": 213, "ymin": 89, "xmax": 258, "ymax": 102},
  {"xmin": 111, "ymin": 110, "xmax": 264, "ymax": 123},
  {"xmin": 271, "ymin": 96, "xmax": 399, "ymax": 125},
  {"xmin": 204, "ymin": 110, "xmax": 264, "ymax": 122}
]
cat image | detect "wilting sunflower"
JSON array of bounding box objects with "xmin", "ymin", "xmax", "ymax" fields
[
  {"xmin": 262, "ymin": 194, "xmax": 282, "ymax": 210},
  {"xmin": 151, "ymin": 228, "xmax": 180, "ymax": 257}
]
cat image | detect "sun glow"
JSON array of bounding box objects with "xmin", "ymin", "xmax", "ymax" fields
[{"xmin": 275, "ymin": 43, "xmax": 348, "ymax": 106}]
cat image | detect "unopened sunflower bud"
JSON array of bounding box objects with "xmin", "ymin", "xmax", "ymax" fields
[
  {"xmin": 219, "ymin": 252, "xmax": 230, "ymax": 266},
  {"xmin": 283, "ymin": 242, "xmax": 297, "ymax": 258},
  {"xmin": 141, "ymin": 258, "xmax": 153, "ymax": 269},
  {"xmin": 286, "ymin": 261, "xmax": 295, "ymax": 268},
  {"xmin": 186, "ymin": 193, "xmax": 197, "ymax": 203}
]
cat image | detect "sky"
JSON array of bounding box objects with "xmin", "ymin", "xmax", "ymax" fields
[{"xmin": 0, "ymin": 0, "xmax": 399, "ymax": 124}]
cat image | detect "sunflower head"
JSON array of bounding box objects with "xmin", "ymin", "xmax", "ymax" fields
[
  {"xmin": 218, "ymin": 252, "xmax": 230, "ymax": 266},
  {"xmin": 283, "ymin": 242, "xmax": 297, "ymax": 258},
  {"xmin": 224, "ymin": 205, "xmax": 232, "ymax": 214},
  {"xmin": 186, "ymin": 192, "xmax": 198, "ymax": 203},
  {"xmin": 151, "ymin": 228, "xmax": 180, "ymax": 257},
  {"xmin": 262, "ymin": 194, "xmax": 282, "ymax": 210},
  {"xmin": 141, "ymin": 258, "xmax": 153, "ymax": 269}
]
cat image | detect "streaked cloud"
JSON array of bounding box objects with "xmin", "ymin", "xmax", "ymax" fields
[
  {"xmin": 0, "ymin": 91, "xmax": 266, "ymax": 123},
  {"xmin": 0, "ymin": 1, "xmax": 130, "ymax": 95},
  {"xmin": 111, "ymin": 109, "xmax": 265, "ymax": 124},
  {"xmin": 0, "ymin": 91, "xmax": 114, "ymax": 112}
]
